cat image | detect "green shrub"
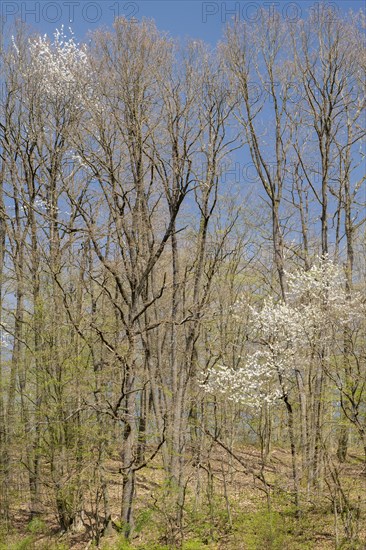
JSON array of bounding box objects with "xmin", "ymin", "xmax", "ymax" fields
[
  {"xmin": 26, "ymin": 518, "xmax": 47, "ymax": 535},
  {"xmin": 0, "ymin": 536, "xmax": 35, "ymax": 550},
  {"xmin": 182, "ymin": 539, "xmax": 208, "ymax": 550}
]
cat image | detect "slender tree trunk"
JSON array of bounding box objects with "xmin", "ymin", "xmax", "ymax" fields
[{"xmin": 0, "ymin": 163, "xmax": 8, "ymax": 524}]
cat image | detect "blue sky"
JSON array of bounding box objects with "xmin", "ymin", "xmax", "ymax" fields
[
  {"xmin": 2, "ymin": 1, "xmax": 364, "ymax": 232},
  {"xmin": 2, "ymin": 1, "xmax": 365, "ymax": 43},
  {"xmin": 1, "ymin": 0, "xmax": 364, "ymax": 257}
]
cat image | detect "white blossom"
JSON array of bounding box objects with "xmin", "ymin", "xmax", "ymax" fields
[
  {"xmin": 202, "ymin": 257, "xmax": 362, "ymax": 409},
  {"xmin": 24, "ymin": 27, "xmax": 90, "ymax": 105}
]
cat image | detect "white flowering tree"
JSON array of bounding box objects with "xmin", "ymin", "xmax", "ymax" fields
[
  {"xmin": 204, "ymin": 258, "xmax": 352, "ymax": 403},
  {"xmin": 25, "ymin": 27, "xmax": 90, "ymax": 106},
  {"xmin": 203, "ymin": 256, "xmax": 365, "ymax": 497},
  {"xmin": 3, "ymin": 27, "xmax": 93, "ymax": 529}
]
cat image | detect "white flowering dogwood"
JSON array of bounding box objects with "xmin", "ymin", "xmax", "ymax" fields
[{"xmin": 202, "ymin": 257, "xmax": 362, "ymax": 408}]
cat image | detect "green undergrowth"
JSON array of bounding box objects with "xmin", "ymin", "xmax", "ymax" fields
[
  {"xmin": 98, "ymin": 498, "xmax": 334, "ymax": 549},
  {"xmin": 1, "ymin": 485, "xmax": 365, "ymax": 550}
]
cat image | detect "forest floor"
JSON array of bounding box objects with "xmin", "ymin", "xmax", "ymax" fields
[{"xmin": 1, "ymin": 444, "xmax": 365, "ymax": 550}]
